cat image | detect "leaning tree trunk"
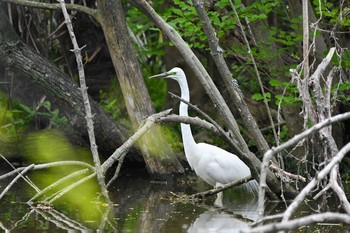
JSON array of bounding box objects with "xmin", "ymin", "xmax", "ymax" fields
[
  {"xmin": 96, "ymin": 0, "xmax": 184, "ymax": 174},
  {"xmin": 0, "ymin": 9, "xmax": 131, "ymax": 157}
]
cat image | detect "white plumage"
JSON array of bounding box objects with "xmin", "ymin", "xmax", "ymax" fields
[{"xmin": 150, "ymin": 67, "xmax": 258, "ymax": 202}]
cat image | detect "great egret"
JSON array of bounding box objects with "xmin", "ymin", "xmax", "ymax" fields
[{"xmin": 150, "ymin": 67, "xmax": 258, "ymax": 205}]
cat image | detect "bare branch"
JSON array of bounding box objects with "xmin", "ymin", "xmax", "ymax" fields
[
  {"xmin": 269, "ymin": 164, "xmax": 306, "ymax": 183},
  {"xmin": 245, "ymin": 212, "xmax": 350, "ymax": 233},
  {"xmin": 48, "ymin": 173, "xmax": 96, "ymax": 204},
  {"xmin": 28, "ymin": 168, "xmax": 91, "ymax": 203},
  {"xmin": 191, "ymin": 175, "xmax": 254, "ymax": 199},
  {"xmin": 3, "ymin": 0, "xmax": 100, "ymax": 22},
  {"xmin": 258, "ymin": 111, "xmax": 350, "ymax": 216},
  {"xmin": 168, "ymin": 92, "xmax": 240, "ymax": 152},
  {"xmin": 281, "ymin": 142, "xmax": 350, "ymax": 222},
  {"xmin": 192, "ymin": 0, "xmax": 270, "ymax": 155},
  {"xmin": 101, "ymin": 109, "xmax": 172, "ymax": 173},
  {"xmin": 157, "ymin": 114, "xmax": 220, "ymax": 135},
  {"xmin": 0, "ymin": 164, "xmax": 35, "ymax": 200},
  {"xmin": 58, "ymin": 0, "xmax": 109, "ymax": 203},
  {"xmin": 0, "ymin": 161, "xmax": 93, "ymax": 180}
]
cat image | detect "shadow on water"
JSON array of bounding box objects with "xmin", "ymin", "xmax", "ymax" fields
[{"xmin": 0, "ymin": 167, "xmax": 349, "ymax": 232}]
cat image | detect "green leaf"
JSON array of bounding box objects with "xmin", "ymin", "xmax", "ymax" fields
[
  {"xmin": 252, "ymin": 93, "xmax": 264, "ymax": 101},
  {"xmin": 20, "ymin": 104, "xmax": 34, "ymax": 114},
  {"xmin": 172, "ymin": 8, "xmax": 183, "ymax": 16},
  {"xmin": 269, "ymin": 79, "xmax": 282, "ymax": 86}
]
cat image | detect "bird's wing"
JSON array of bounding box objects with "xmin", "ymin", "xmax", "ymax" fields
[{"xmin": 197, "ymin": 143, "xmax": 251, "ymax": 186}]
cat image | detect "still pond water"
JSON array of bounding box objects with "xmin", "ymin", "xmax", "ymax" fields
[{"xmin": 0, "ymin": 167, "xmax": 348, "ymax": 232}]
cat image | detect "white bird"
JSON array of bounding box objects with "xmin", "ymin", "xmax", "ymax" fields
[{"xmin": 150, "ymin": 67, "xmax": 258, "ymax": 205}]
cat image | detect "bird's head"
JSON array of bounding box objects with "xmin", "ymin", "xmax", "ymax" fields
[{"xmin": 149, "ymin": 67, "xmax": 185, "ymax": 82}]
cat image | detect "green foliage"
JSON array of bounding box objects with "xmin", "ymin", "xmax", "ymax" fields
[
  {"xmin": 144, "ymin": 70, "xmax": 168, "ymax": 112},
  {"xmin": 126, "ymin": 5, "xmax": 166, "ymax": 64},
  {"xmin": 252, "ymin": 92, "xmax": 271, "ymax": 102},
  {"xmin": 269, "ymin": 24, "xmax": 303, "ymax": 47},
  {"xmin": 244, "ymin": 78, "xmax": 302, "ymax": 108},
  {"xmin": 332, "ymin": 81, "xmax": 350, "ymax": 103},
  {"xmin": 0, "ymin": 93, "xmax": 67, "ymax": 138},
  {"xmin": 123, "ymin": 204, "xmax": 142, "ymax": 231},
  {"xmin": 99, "ymin": 79, "xmax": 123, "ymax": 121},
  {"xmin": 125, "ymin": 0, "xmax": 348, "ymax": 152},
  {"xmin": 23, "ymin": 130, "xmax": 101, "ymax": 222},
  {"xmin": 163, "ymin": 0, "xmax": 207, "ymax": 49},
  {"xmin": 313, "ymin": 0, "xmax": 350, "ymax": 29},
  {"xmin": 335, "ymin": 49, "xmax": 350, "ymax": 69},
  {"xmin": 20, "ymin": 100, "xmax": 68, "ymax": 128},
  {"xmin": 269, "ymin": 79, "xmax": 302, "ymax": 107}
]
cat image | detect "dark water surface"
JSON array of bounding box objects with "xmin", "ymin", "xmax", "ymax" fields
[{"xmin": 0, "ymin": 167, "xmax": 348, "ymax": 232}]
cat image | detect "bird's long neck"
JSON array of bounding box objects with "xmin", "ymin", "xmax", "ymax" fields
[{"xmin": 178, "ymin": 77, "xmax": 197, "ymax": 168}]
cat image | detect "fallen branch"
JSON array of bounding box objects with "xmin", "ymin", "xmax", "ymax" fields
[
  {"xmin": 28, "ymin": 168, "xmax": 91, "ymax": 203},
  {"xmin": 29, "ymin": 205, "xmax": 90, "ymax": 231},
  {"xmin": 281, "ymin": 142, "xmax": 350, "ymax": 222},
  {"xmin": 0, "ymin": 161, "xmax": 93, "ymax": 181},
  {"xmin": 258, "ymin": 111, "xmax": 350, "ymax": 216},
  {"xmin": 47, "ymin": 172, "xmax": 97, "ymax": 204},
  {"xmin": 0, "ymin": 164, "xmax": 35, "ymax": 200},
  {"xmin": 190, "ymin": 175, "xmax": 254, "ymax": 200},
  {"xmin": 245, "ymin": 212, "xmax": 350, "ymax": 233}
]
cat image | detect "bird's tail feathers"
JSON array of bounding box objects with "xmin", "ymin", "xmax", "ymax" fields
[{"xmin": 242, "ymin": 180, "xmax": 259, "ymax": 195}]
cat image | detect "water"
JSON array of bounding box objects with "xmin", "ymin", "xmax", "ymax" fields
[{"xmin": 0, "ymin": 167, "xmax": 348, "ymax": 232}]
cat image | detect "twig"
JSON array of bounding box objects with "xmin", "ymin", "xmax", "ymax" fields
[
  {"xmin": 0, "ymin": 221, "xmax": 9, "ymax": 231},
  {"xmin": 329, "ymin": 165, "xmax": 350, "ymax": 213},
  {"xmin": 58, "ymin": 0, "xmax": 109, "ymax": 204},
  {"xmin": 250, "ymin": 213, "xmax": 284, "ymax": 227},
  {"xmin": 0, "ymin": 164, "xmax": 35, "ymax": 200},
  {"xmin": 269, "ymin": 164, "xmax": 306, "ymax": 183},
  {"xmin": 299, "ymin": 0, "xmax": 318, "ymax": 127},
  {"xmin": 0, "ymin": 154, "xmax": 40, "ymax": 192},
  {"xmin": 29, "ymin": 207, "xmax": 90, "ymax": 231}
]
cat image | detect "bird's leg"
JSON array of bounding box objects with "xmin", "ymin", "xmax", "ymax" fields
[{"xmin": 214, "ymin": 191, "xmax": 223, "ymax": 207}]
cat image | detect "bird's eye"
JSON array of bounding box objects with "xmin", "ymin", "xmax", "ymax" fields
[{"xmin": 169, "ymin": 72, "xmax": 176, "ymax": 75}]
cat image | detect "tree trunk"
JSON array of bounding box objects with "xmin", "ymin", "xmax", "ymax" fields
[
  {"xmin": 96, "ymin": 0, "xmax": 184, "ymax": 174},
  {"xmin": 0, "ymin": 9, "xmax": 133, "ymax": 158}
]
